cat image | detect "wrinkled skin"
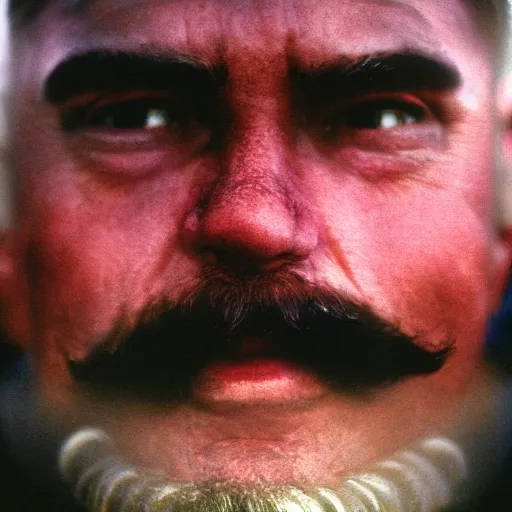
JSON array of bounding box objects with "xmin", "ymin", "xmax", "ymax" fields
[{"xmin": 1, "ymin": 0, "xmax": 511, "ymax": 487}]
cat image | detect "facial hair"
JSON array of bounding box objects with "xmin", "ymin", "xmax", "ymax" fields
[{"xmin": 69, "ymin": 269, "xmax": 452, "ymax": 401}]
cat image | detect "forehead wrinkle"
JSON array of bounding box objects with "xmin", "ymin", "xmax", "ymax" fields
[
  {"xmin": 55, "ymin": 0, "xmax": 430, "ymax": 21},
  {"xmin": 288, "ymin": 0, "xmax": 440, "ymax": 70},
  {"xmin": 32, "ymin": 0, "xmax": 478, "ymax": 93},
  {"xmin": 56, "ymin": 0, "xmax": 431, "ymax": 39},
  {"xmin": 52, "ymin": 0, "xmax": 227, "ymax": 67},
  {"xmin": 63, "ymin": 0, "xmax": 440, "ymax": 60},
  {"xmin": 367, "ymin": 0, "xmax": 432, "ymax": 27}
]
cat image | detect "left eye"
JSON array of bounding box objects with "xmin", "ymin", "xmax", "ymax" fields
[{"xmin": 331, "ymin": 100, "xmax": 426, "ymax": 131}]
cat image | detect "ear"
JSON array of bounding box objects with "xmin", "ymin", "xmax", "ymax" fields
[
  {"xmin": 0, "ymin": 157, "xmax": 13, "ymax": 279},
  {"xmin": 0, "ymin": 20, "xmax": 32, "ymax": 351},
  {"xmin": 0, "ymin": 133, "xmax": 23, "ymax": 339},
  {"xmin": 0, "ymin": 15, "xmax": 12, "ymax": 278},
  {"xmin": 489, "ymin": 227, "xmax": 512, "ymax": 313},
  {"xmin": 491, "ymin": 75, "xmax": 512, "ymax": 311},
  {"xmin": 0, "ymin": 45, "xmax": 25, "ymax": 348}
]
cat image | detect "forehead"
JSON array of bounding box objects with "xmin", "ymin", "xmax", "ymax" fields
[{"xmin": 19, "ymin": 0, "xmax": 488, "ymax": 76}]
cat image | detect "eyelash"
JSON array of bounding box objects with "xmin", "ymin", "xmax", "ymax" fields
[
  {"xmin": 319, "ymin": 95, "xmax": 431, "ymax": 134},
  {"xmin": 57, "ymin": 92, "xmax": 439, "ymax": 175},
  {"xmin": 341, "ymin": 100, "xmax": 425, "ymax": 128},
  {"xmin": 60, "ymin": 93, "xmax": 183, "ymax": 133},
  {"xmin": 60, "ymin": 90, "xmax": 430, "ymax": 127}
]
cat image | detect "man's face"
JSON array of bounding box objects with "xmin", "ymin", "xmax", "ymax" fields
[{"xmin": 2, "ymin": 0, "xmax": 510, "ymax": 487}]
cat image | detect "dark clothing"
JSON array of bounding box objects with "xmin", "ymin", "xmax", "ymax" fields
[
  {"xmin": 0, "ymin": 360, "xmax": 83, "ymax": 511},
  {"xmin": 0, "ymin": 430, "xmax": 84, "ymax": 512}
]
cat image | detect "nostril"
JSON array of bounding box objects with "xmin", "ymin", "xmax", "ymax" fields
[
  {"xmin": 183, "ymin": 171, "xmax": 318, "ymax": 268},
  {"xmin": 208, "ymin": 248, "xmax": 263, "ymax": 275},
  {"xmin": 201, "ymin": 247, "xmax": 295, "ymax": 275}
]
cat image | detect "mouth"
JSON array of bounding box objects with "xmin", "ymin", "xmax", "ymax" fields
[
  {"xmin": 69, "ymin": 331, "xmax": 331, "ymax": 407},
  {"xmin": 69, "ymin": 316, "xmax": 450, "ymax": 409},
  {"xmin": 193, "ymin": 356, "xmax": 327, "ymax": 406},
  {"xmin": 191, "ymin": 335, "xmax": 326, "ymax": 405}
]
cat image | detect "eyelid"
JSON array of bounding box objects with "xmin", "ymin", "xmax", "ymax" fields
[
  {"xmin": 60, "ymin": 89, "xmax": 174, "ymax": 110},
  {"xmin": 335, "ymin": 92, "xmax": 431, "ymax": 112},
  {"xmin": 322, "ymin": 92, "xmax": 440, "ymax": 133},
  {"xmin": 59, "ymin": 90, "xmax": 186, "ymax": 134}
]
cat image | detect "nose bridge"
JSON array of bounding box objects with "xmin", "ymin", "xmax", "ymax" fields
[
  {"xmin": 223, "ymin": 104, "xmax": 291, "ymax": 204},
  {"xmin": 194, "ymin": 73, "xmax": 317, "ymax": 263},
  {"xmin": 217, "ymin": 51, "xmax": 295, "ymax": 200},
  {"xmin": 202, "ymin": 106, "xmax": 298, "ymax": 257}
]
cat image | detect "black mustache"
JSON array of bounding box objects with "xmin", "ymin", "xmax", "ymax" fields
[{"xmin": 69, "ymin": 273, "xmax": 453, "ymax": 400}]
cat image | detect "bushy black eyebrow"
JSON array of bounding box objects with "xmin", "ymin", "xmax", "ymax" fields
[
  {"xmin": 293, "ymin": 53, "xmax": 462, "ymax": 100},
  {"xmin": 44, "ymin": 50, "xmax": 461, "ymax": 114},
  {"xmin": 44, "ymin": 50, "xmax": 223, "ymax": 103}
]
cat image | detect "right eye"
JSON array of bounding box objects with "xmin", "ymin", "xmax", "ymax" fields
[
  {"xmin": 58, "ymin": 90, "xmax": 215, "ymax": 161},
  {"xmin": 58, "ymin": 92, "xmax": 214, "ymax": 176},
  {"xmin": 61, "ymin": 94, "xmax": 182, "ymax": 132}
]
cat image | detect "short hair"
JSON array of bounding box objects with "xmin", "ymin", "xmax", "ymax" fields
[{"xmin": 8, "ymin": 0, "xmax": 47, "ymax": 22}]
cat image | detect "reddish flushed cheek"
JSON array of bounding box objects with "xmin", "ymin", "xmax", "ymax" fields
[
  {"xmin": 312, "ymin": 162, "xmax": 492, "ymax": 344},
  {"xmin": 14, "ymin": 178, "xmax": 201, "ymax": 362},
  {"xmin": 26, "ymin": 231, "xmax": 121, "ymax": 359}
]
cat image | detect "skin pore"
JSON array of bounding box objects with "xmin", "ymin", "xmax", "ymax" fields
[{"xmin": 1, "ymin": 0, "xmax": 511, "ymax": 494}]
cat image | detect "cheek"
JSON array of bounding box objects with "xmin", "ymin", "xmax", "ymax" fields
[
  {"xmin": 15, "ymin": 173, "xmax": 200, "ymax": 361},
  {"xmin": 315, "ymin": 169, "xmax": 493, "ymax": 348},
  {"xmin": 365, "ymin": 199, "xmax": 490, "ymax": 347},
  {"xmin": 25, "ymin": 215, "xmax": 131, "ymax": 360},
  {"xmin": 9, "ymin": 100, "xmax": 217, "ymax": 361}
]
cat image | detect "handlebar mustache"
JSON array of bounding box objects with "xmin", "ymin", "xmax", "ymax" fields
[{"xmin": 69, "ymin": 269, "xmax": 453, "ymax": 401}]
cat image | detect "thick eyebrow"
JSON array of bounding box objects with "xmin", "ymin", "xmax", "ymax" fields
[
  {"xmin": 44, "ymin": 50, "xmax": 222, "ymax": 103},
  {"xmin": 293, "ymin": 53, "xmax": 462, "ymax": 100}
]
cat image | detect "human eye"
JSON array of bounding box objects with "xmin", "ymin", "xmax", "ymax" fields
[
  {"xmin": 314, "ymin": 93, "xmax": 445, "ymax": 158},
  {"xmin": 59, "ymin": 90, "xmax": 211, "ymax": 152},
  {"xmin": 341, "ymin": 99, "xmax": 426, "ymax": 130},
  {"xmin": 57, "ymin": 90, "xmax": 213, "ymax": 177},
  {"xmin": 62, "ymin": 91, "xmax": 181, "ymax": 133},
  {"xmin": 306, "ymin": 93, "xmax": 446, "ymax": 179},
  {"xmin": 325, "ymin": 96, "xmax": 429, "ymax": 134},
  {"xmin": 68, "ymin": 99, "xmax": 174, "ymax": 131}
]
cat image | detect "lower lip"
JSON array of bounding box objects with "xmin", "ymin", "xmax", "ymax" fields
[{"xmin": 193, "ymin": 358, "xmax": 326, "ymax": 406}]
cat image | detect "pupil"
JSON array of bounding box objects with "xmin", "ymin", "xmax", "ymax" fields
[
  {"xmin": 342, "ymin": 102, "xmax": 421, "ymax": 130},
  {"xmin": 379, "ymin": 110, "xmax": 402, "ymax": 129},
  {"xmin": 92, "ymin": 103, "xmax": 169, "ymax": 130},
  {"xmin": 146, "ymin": 109, "xmax": 168, "ymax": 129}
]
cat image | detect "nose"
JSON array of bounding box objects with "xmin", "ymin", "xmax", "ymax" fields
[{"xmin": 187, "ymin": 122, "xmax": 318, "ymax": 270}]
